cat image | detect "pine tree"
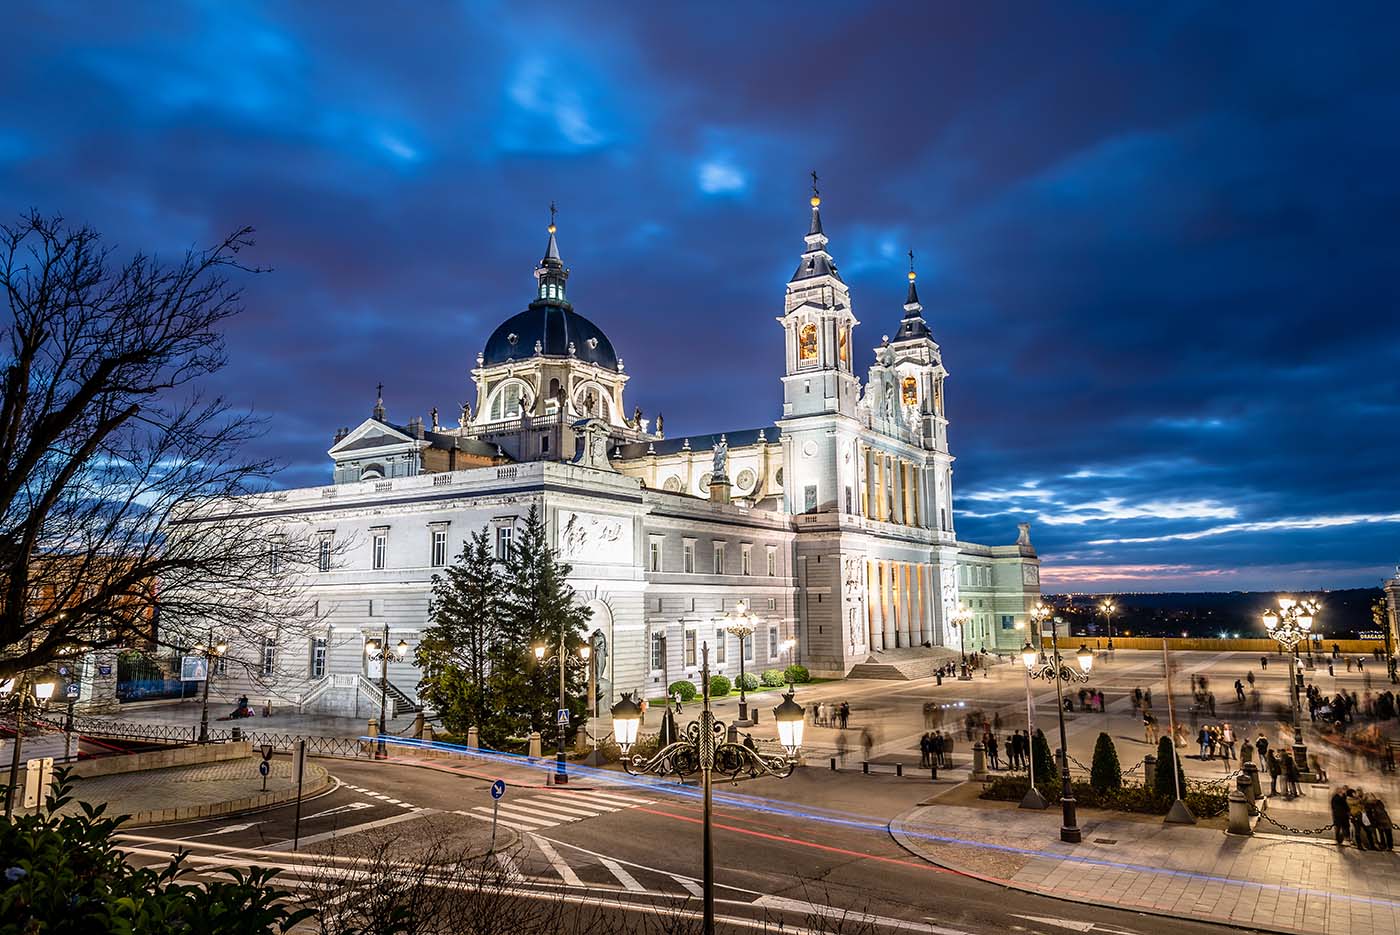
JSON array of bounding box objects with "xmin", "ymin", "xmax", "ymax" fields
[
  {"xmin": 494, "ymin": 505, "xmax": 592, "ymax": 746},
  {"xmin": 416, "ymin": 528, "xmax": 503, "ymax": 741},
  {"xmin": 1031, "ymin": 728, "xmax": 1057, "ymax": 795},
  {"xmin": 1090, "ymin": 731, "xmax": 1122, "ymax": 793}
]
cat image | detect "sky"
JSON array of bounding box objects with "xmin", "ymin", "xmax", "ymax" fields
[{"xmin": 2, "ymin": 2, "xmax": 1398, "ymax": 592}]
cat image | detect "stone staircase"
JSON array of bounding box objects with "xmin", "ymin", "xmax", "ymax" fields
[
  {"xmin": 384, "ymin": 680, "xmax": 423, "ymax": 715},
  {"xmin": 846, "ymin": 646, "xmax": 962, "ymax": 681}
]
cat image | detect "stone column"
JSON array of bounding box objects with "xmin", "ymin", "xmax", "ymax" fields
[
  {"xmin": 901, "ymin": 564, "xmax": 915, "ymax": 648},
  {"xmin": 914, "ymin": 564, "xmax": 928, "ymax": 646},
  {"xmin": 866, "ymin": 559, "xmax": 879, "ymax": 650},
  {"xmin": 864, "ymin": 447, "xmax": 875, "ymax": 519}
]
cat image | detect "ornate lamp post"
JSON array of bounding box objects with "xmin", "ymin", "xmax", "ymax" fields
[
  {"xmin": 1262, "ymin": 596, "xmax": 1320, "ymax": 775},
  {"xmin": 1023, "ymin": 610, "xmax": 1091, "ymax": 843},
  {"xmin": 1017, "ymin": 640, "xmax": 1047, "ymax": 809},
  {"xmin": 1099, "ymin": 599, "xmax": 1117, "ymax": 650},
  {"xmin": 612, "ymin": 644, "xmax": 802, "ymax": 935},
  {"xmin": 1373, "ymin": 598, "xmax": 1395, "ymax": 684},
  {"xmin": 366, "ymin": 630, "xmax": 409, "ymax": 757},
  {"xmin": 951, "ymin": 603, "xmax": 974, "ymax": 680},
  {"xmin": 195, "ymin": 629, "xmax": 228, "ymax": 744},
  {"xmin": 723, "ymin": 600, "xmax": 758, "ymax": 724},
  {"xmin": 534, "ymin": 638, "xmax": 589, "ymax": 784},
  {"xmin": 2, "ymin": 674, "xmax": 56, "ymax": 818}
]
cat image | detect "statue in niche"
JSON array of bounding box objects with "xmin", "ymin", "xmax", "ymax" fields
[{"xmin": 712, "ymin": 434, "xmax": 729, "ymax": 477}]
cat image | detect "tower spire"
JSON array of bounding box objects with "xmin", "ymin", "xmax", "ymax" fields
[
  {"xmin": 534, "ymin": 202, "xmax": 569, "ymax": 303},
  {"xmin": 790, "ymin": 172, "xmax": 842, "ymax": 284},
  {"xmin": 808, "ymin": 169, "xmax": 823, "ymax": 236},
  {"xmin": 895, "ymin": 249, "xmax": 932, "ymax": 341}
]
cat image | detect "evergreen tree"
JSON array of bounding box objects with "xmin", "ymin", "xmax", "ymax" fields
[
  {"xmin": 1090, "ymin": 731, "xmax": 1122, "ymax": 793},
  {"xmin": 1154, "ymin": 735, "xmax": 1186, "ymax": 799},
  {"xmin": 493, "ymin": 505, "xmax": 592, "ymax": 746},
  {"xmin": 416, "ymin": 528, "xmax": 503, "ymax": 741},
  {"xmin": 1031, "ymin": 728, "xmax": 1057, "ymax": 795}
]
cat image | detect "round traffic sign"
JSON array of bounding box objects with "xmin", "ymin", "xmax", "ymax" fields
[
  {"xmin": 490, "ymin": 779, "xmax": 506, "ymax": 800},
  {"xmin": 258, "ymin": 761, "xmax": 270, "ymax": 777}
]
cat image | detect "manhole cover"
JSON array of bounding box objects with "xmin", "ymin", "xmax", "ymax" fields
[{"xmin": 1093, "ymin": 838, "xmax": 1118, "ymax": 845}]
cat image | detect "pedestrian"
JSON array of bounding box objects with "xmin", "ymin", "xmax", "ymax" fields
[
  {"xmin": 1331, "ymin": 787, "xmax": 1352, "ymax": 845},
  {"xmin": 1221, "ymin": 723, "xmax": 1235, "ymax": 761},
  {"xmin": 1198, "ymin": 726, "xmax": 1210, "ymax": 760},
  {"xmin": 1349, "ymin": 789, "xmax": 1373, "ymax": 848},
  {"xmin": 840, "ymin": 701, "xmax": 850, "ymax": 729},
  {"xmin": 836, "ymin": 729, "xmax": 848, "ymax": 765},
  {"xmin": 1144, "ymin": 688, "xmax": 1153, "ymax": 708},
  {"xmin": 673, "ymin": 689, "xmax": 683, "ymax": 713},
  {"xmin": 1097, "ymin": 690, "xmax": 1106, "ymax": 713},
  {"xmin": 861, "ymin": 726, "xmax": 873, "ymax": 762},
  {"xmin": 640, "ymin": 696, "xmax": 649, "ymax": 725},
  {"xmin": 1282, "ymin": 752, "xmax": 1301, "ymax": 798},
  {"xmin": 1261, "ymin": 655, "xmax": 1268, "ymax": 670},
  {"xmin": 1247, "ymin": 670, "xmax": 1255, "ymax": 688},
  {"xmin": 1255, "ymin": 733, "xmax": 1269, "ymax": 761},
  {"xmin": 1235, "ymin": 680, "xmax": 1246, "ymax": 704},
  {"xmin": 988, "ymin": 733, "xmax": 1001, "ymax": 770},
  {"xmin": 1366, "ymin": 794, "xmax": 1393, "ymax": 850},
  {"xmin": 935, "ymin": 731, "xmax": 947, "ymax": 767},
  {"xmin": 1144, "ymin": 710, "xmax": 1159, "ymax": 744},
  {"xmin": 1266, "ymin": 749, "xmax": 1281, "ymax": 795},
  {"xmin": 919, "ymin": 732, "xmax": 931, "ymax": 768}
]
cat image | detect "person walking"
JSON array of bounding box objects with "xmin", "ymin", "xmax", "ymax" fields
[
  {"xmin": 987, "ymin": 733, "xmax": 1001, "ymax": 770},
  {"xmin": 1144, "ymin": 710, "xmax": 1159, "ymax": 744},
  {"xmin": 1282, "ymin": 752, "xmax": 1301, "ymax": 798},
  {"xmin": 1261, "ymin": 655, "xmax": 1268, "ymax": 670},
  {"xmin": 1266, "ymin": 749, "xmax": 1281, "ymax": 796},
  {"xmin": 919, "ymin": 732, "xmax": 932, "ymax": 768},
  {"xmin": 1235, "ymin": 679, "xmax": 1246, "ymax": 704},
  {"xmin": 1366, "ymin": 794, "xmax": 1393, "ymax": 850},
  {"xmin": 1349, "ymin": 789, "xmax": 1373, "ymax": 849},
  {"xmin": 1255, "ymin": 733, "xmax": 1269, "ymax": 762},
  {"xmin": 1247, "ymin": 670, "xmax": 1255, "ymax": 688},
  {"xmin": 1221, "ymin": 723, "xmax": 1236, "ymax": 762},
  {"xmin": 1330, "ymin": 787, "xmax": 1352, "ymax": 845}
]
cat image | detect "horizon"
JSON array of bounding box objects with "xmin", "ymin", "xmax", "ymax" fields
[{"xmin": 4, "ymin": 4, "xmax": 1397, "ymax": 592}]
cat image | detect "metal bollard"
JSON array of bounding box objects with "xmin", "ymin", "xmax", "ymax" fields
[
  {"xmin": 971, "ymin": 742, "xmax": 988, "ymax": 781},
  {"xmin": 896, "ymin": 763, "xmax": 903, "ymax": 777},
  {"xmin": 1143, "ymin": 754, "xmax": 1157, "ymax": 793},
  {"xmin": 1227, "ymin": 786, "xmax": 1253, "ymax": 836},
  {"xmin": 830, "ymin": 757, "xmax": 837, "ymax": 771},
  {"xmin": 862, "ymin": 761, "xmax": 870, "ymax": 775},
  {"xmin": 930, "ymin": 764, "xmax": 938, "ymax": 781}
]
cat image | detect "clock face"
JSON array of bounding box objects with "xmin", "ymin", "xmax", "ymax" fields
[{"xmin": 1022, "ymin": 564, "xmax": 1040, "ymax": 585}]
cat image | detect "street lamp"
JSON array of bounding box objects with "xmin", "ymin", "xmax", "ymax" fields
[
  {"xmin": 722, "ymin": 599, "xmax": 758, "ymax": 724},
  {"xmin": 1017, "ymin": 641, "xmax": 1046, "ymax": 810},
  {"xmin": 533, "ymin": 637, "xmax": 588, "ymax": 785},
  {"xmin": 1373, "ymin": 598, "xmax": 1396, "ymax": 684},
  {"xmin": 1262, "ymin": 596, "xmax": 1320, "ymax": 776},
  {"xmin": 1100, "ymin": 599, "xmax": 1117, "ymax": 650},
  {"xmin": 1024, "ymin": 615, "xmax": 1091, "ymax": 843},
  {"xmin": 195, "ymin": 629, "xmax": 229, "ymax": 744},
  {"xmin": 951, "ymin": 603, "xmax": 974, "ymax": 680},
  {"xmin": 613, "ymin": 644, "xmax": 801, "ymax": 935},
  {"xmin": 366, "ymin": 629, "xmax": 409, "ymax": 758},
  {"xmin": 2, "ymin": 674, "xmax": 56, "ymax": 818}
]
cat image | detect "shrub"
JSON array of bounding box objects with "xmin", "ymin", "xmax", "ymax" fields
[
  {"xmin": 709, "ymin": 675, "xmax": 732, "ymax": 697},
  {"xmin": 760, "ymin": 669, "xmax": 786, "ymax": 687},
  {"xmin": 980, "ymin": 774, "xmax": 1228, "ymax": 818},
  {"xmin": 667, "ymin": 680, "xmax": 697, "ymax": 702},
  {"xmin": 1155, "ymin": 735, "xmax": 1185, "ymax": 798},
  {"xmin": 784, "ymin": 663, "xmax": 811, "ymax": 684},
  {"xmin": 1090, "ymin": 732, "xmax": 1122, "ymax": 793},
  {"xmin": 736, "ymin": 673, "xmax": 760, "ymax": 691},
  {"xmin": 1030, "ymin": 728, "xmax": 1057, "ymax": 794}
]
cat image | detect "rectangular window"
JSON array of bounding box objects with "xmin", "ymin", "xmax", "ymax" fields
[
  {"xmin": 741, "ymin": 544, "xmax": 752, "ymax": 576},
  {"xmin": 804, "ymin": 485, "xmax": 818, "ymax": 513},
  {"xmin": 713, "ymin": 542, "xmax": 726, "ymax": 575},
  {"xmin": 318, "ymin": 537, "xmax": 332, "ymax": 573},
  {"xmin": 541, "ymin": 434, "xmax": 550, "ymax": 453},
  {"xmin": 1001, "ymin": 615, "xmax": 1015, "ymax": 630},
  {"xmin": 766, "ymin": 547, "xmax": 777, "ymax": 577},
  {"xmin": 684, "ymin": 629, "xmax": 697, "ymax": 667},
  {"xmin": 650, "ymin": 632, "xmax": 664, "ymax": 671},
  {"xmin": 261, "ymin": 637, "xmax": 276, "ymax": 676},
  {"xmin": 431, "ymin": 529, "xmax": 448, "ymax": 567},
  {"xmin": 714, "ymin": 630, "xmax": 727, "ymax": 664},
  {"xmin": 311, "ymin": 637, "xmax": 327, "ymax": 677},
  {"xmin": 372, "ymin": 533, "xmax": 387, "ymax": 570},
  {"xmin": 496, "ymin": 526, "xmax": 513, "ymax": 560},
  {"xmin": 649, "ymin": 538, "xmax": 662, "ymax": 573},
  {"xmin": 769, "ymin": 626, "xmax": 779, "ymax": 660},
  {"xmin": 683, "ymin": 540, "xmax": 695, "ymax": 574},
  {"xmin": 767, "ymin": 597, "xmax": 777, "ymax": 611},
  {"xmin": 268, "ymin": 537, "xmax": 283, "ymax": 575}
]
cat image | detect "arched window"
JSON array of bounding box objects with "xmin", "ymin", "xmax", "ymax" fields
[
  {"xmin": 901, "ymin": 376, "xmax": 918, "ymax": 406},
  {"xmin": 799, "ymin": 323, "xmax": 819, "ymax": 362},
  {"xmin": 489, "ymin": 381, "xmax": 527, "ymax": 421},
  {"xmin": 838, "ymin": 326, "xmax": 849, "ymax": 364}
]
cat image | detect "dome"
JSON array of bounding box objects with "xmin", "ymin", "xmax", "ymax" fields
[{"xmin": 481, "ymin": 301, "xmax": 619, "ymax": 371}]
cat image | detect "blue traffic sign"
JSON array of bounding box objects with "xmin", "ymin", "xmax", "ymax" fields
[
  {"xmin": 556, "ymin": 708, "xmax": 571, "ymax": 726},
  {"xmin": 490, "ymin": 779, "xmax": 506, "ymax": 800},
  {"xmin": 258, "ymin": 761, "xmax": 270, "ymax": 777}
]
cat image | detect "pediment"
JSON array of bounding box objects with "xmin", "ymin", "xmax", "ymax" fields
[{"xmin": 328, "ymin": 419, "xmax": 418, "ymax": 458}]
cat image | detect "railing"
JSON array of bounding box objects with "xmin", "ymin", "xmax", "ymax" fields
[
  {"xmin": 356, "ymin": 675, "xmax": 394, "ymax": 720},
  {"xmin": 43, "ymin": 715, "xmax": 376, "ymax": 759}
]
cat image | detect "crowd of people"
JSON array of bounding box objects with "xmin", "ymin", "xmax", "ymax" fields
[{"xmin": 1330, "ymin": 785, "xmax": 1394, "ymax": 849}]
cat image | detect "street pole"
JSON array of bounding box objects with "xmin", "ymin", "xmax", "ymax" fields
[
  {"xmin": 198, "ymin": 626, "xmax": 213, "ymax": 744},
  {"xmin": 699, "ymin": 644, "xmax": 716, "ymax": 935},
  {"xmin": 1020, "ymin": 662, "xmax": 1046, "ymax": 809},
  {"xmin": 1049, "ymin": 618, "xmax": 1080, "ymax": 843},
  {"xmin": 556, "ymin": 626, "xmax": 568, "ymax": 785},
  {"xmin": 587, "ymin": 644, "xmax": 597, "ymax": 754},
  {"xmin": 4, "ymin": 675, "xmax": 27, "ymax": 819},
  {"xmin": 378, "ymin": 621, "xmax": 390, "ymax": 758},
  {"xmin": 1161, "ymin": 637, "xmax": 1195, "ymax": 823}
]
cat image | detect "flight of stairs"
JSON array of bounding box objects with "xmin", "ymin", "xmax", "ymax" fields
[
  {"xmin": 384, "ymin": 680, "xmax": 423, "ymax": 715},
  {"xmin": 845, "ymin": 647, "xmax": 962, "ymax": 680}
]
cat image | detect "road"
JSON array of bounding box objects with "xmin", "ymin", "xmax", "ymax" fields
[{"xmin": 116, "ymin": 754, "xmax": 1253, "ymax": 935}]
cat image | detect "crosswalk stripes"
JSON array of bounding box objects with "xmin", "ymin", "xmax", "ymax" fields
[
  {"xmin": 672, "ymin": 875, "xmax": 703, "ymax": 897},
  {"xmin": 342, "ymin": 784, "xmax": 420, "ymax": 810},
  {"xmin": 449, "ymin": 786, "xmax": 653, "ymax": 831},
  {"xmin": 527, "ymin": 834, "xmax": 584, "ymax": 887},
  {"xmin": 599, "ymin": 857, "xmax": 645, "ymax": 893}
]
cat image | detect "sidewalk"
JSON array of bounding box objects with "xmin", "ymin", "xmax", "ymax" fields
[
  {"xmin": 891, "ymin": 800, "xmax": 1400, "ymax": 935},
  {"xmin": 51, "ymin": 756, "xmax": 331, "ymax": 826}
]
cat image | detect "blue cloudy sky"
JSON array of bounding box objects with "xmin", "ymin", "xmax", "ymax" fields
[{"xmin": 3, "ymin": 2, "xmax": 1397, "ymax": 592}]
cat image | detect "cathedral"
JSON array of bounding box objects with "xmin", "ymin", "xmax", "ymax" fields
[{"xmin": 209, "ymin": 190, "xmax": 1041, "ymax": 718}]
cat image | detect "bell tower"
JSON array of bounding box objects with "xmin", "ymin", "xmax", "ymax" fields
[{"xmin": 779, "ymin": 173, "xmax": 860, "ymax": 420}]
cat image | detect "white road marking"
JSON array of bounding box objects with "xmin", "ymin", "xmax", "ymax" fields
[
  {"xmin": 302, "ymin": 801, "xmax": 374, "ymax": 822},
  {"xmin": 567, "ymin": 789, "xmax": 651, "ymax": 807},
  {"xmin": 495, "ymin": 852, "xmax": 523, "ymax": 880},
  {"xmin": 493, "ymin": 803, "xmax": 572, "ymax": 825},
  {"xmin": 456, "ymin": 811, "xmax": 548, "ymax": 834},
  {"xmin": 1010, "ymin": 915, "xmax": 1118, "ymax": 933},
  {"xmin": 262, "ymin": 808, "xmax": 433, "ymax": 851},
  {"xmin": 176, "ymin": 821, "xmax": 266, "ymax": 839},
  {"xmin": 673, "ymin": 875, "xmax": 703, "ymax": 897},
  {"xmin": 528, "ymin": 833, "xmax": 584, "ymax": 887},
  {"xmin": 600, "ymin": 857, "xmax": 645, "ymax": 892},
  {"xmin": 513, "ymin": 797, "xmax": 606, "ymax": 818}
]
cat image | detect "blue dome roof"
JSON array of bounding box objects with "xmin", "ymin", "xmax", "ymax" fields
[{"xmin": 481, "ymin": 300, "xmax": 619, "ymax": 371}]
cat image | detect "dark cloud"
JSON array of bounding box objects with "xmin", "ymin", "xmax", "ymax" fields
[{"xmin": 3, "ymin": 1, "xmax": 1397, "ymax": 590}]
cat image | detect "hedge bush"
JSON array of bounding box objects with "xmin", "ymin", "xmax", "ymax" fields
[
  {"xmin": 759, "ymin": 669, "xmax": 786, "ymax": 687},
  {"xmin": 1090, "ymin": 732, "xmax": 1122, "ymax": 793},
  {"xmin": 784, "ymin": 664, "xmax": 811, "ymax": 684},
  {"xmin": 735, "ymin": 673, "xmax": 759, "ymax": 691},
  {"xmin": 709, "ymin": 675, "xmax": 732, "ymax": 697},
  {"xmin": 1155, "ymin": 736, "xmax": 1185, "ymax": 797},
  {"xmin": 980, "ymin": 774, "xmax": 1227, "ymax": 818},
  {"xmin": 667, "ymin": 680, "xmax": 697, "ymax": 702},
  {"xmin": 1031, "ymin": 728, "xmax": 1057, "ymax": 794}
]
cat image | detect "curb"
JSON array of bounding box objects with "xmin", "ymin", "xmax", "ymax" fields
[
  {"xmin": 887, "ymin": 810, "xmax": 1330, "ymax": 935},
  {"xmin": 368, "ymin": 751, "xmax": 615, "ymax": 791},
  {"xmin": 124, "ymin": 762, "xmax": 334, "ymax": 827}
]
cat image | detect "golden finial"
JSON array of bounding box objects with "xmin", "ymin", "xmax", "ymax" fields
[
  {"xmin": 548, "ymin": 200, "xmax": 557, "ymax": 234},
  {"xmin": 908, "ymin": 249, "xmax": 917, "ymax": 281},
  {"xmin": 810, "ymin": 169, "xmax": 821, "ymax": 207}
]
